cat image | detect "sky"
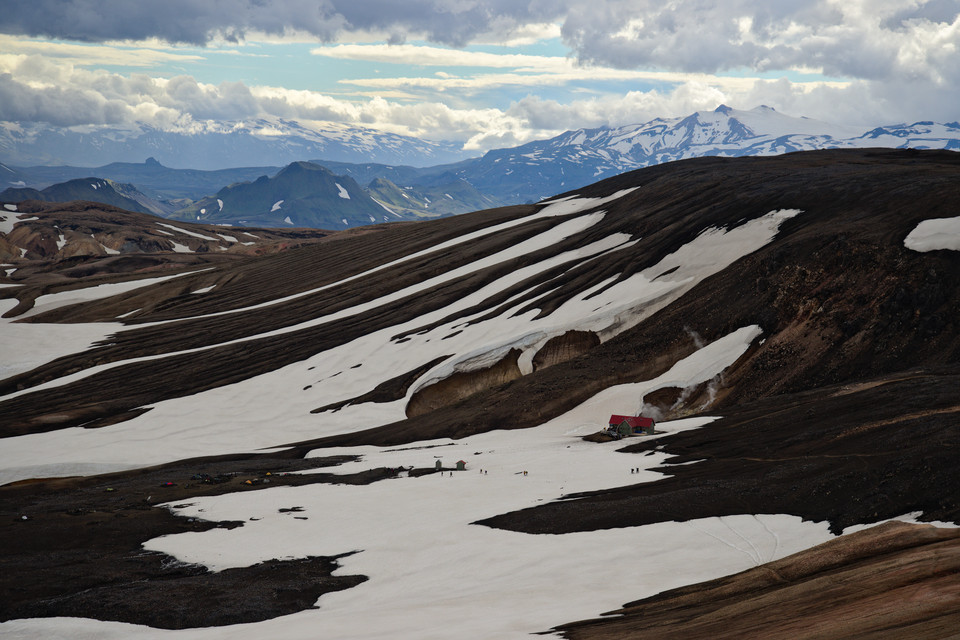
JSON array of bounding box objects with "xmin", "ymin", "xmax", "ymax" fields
[{"xmin": 0, "ymin": 0, "xmax": 958, "ymax": 152}]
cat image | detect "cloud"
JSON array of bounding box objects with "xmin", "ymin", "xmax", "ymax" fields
[
  {"xmin": 312, "ymin": 43, "xmax": 572, "ymax": 70},
  {"xmin": 316, "ymin": 42, "xmax": 848, "ymax": 99},
  {"xmin": 0, "ymin": 0, "xmax": 569, "ymax": 47},
  {"xmin": 3, "ymin": 1, "xmax": 955, "ymax": 91},
  {"xmin": 560, "ymin": 0, "xmax": 960, "ymax": 83},
  {"xmin": 0, "ymin": 35, "xmax": 206, "ymax": 68},
  {"xmin": 0, "ymin": 2, "xmax": 957, "ymax": 152},
  {"xmin": 0, "ymin": 46, "xmax": 954, "ymax": 157},
  {"xmin": 2, "ymin": 1, "xmax": 957, "ymax": 80}
]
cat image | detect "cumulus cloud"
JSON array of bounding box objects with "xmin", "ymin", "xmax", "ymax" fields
[
  {"xmin": 561, "ymin": 0, "xmax": 960, "ymax": 83},
  {"xmin": 2, "ymin": 1, "xmax": 957, "ymax": 86},
  {"xmin": 0, "ymin": 1, "xmax": 957, "ymax": 151}
]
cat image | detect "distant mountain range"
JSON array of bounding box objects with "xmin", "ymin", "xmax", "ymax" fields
[
  {"xmin": 2, "ymin": 106, "xmax": 959, "ymax": 228},
  {"xmin": 432, "ymin": 105, "xmax": 960, "ymax": 203},
  {"xmin": 0, "ymin": 118, "xmax": 471, "ymax": 170}
]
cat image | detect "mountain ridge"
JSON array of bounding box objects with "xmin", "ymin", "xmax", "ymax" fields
[
  {"xmin": 0, "ymin": 117, "xmax": 470, "ymax": 170},
  {"xmin": 3, "ymin": 106, "xmax": 959, "ymax": 229}
]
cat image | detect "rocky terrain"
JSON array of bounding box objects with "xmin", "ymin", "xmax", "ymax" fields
[
  {"xmin": 0, "ymin": 200, "xmax": 332, "ymax": 320},
  {"xmin": 0, "ymin": 148, "xmax": 957, "ymax": 638}
]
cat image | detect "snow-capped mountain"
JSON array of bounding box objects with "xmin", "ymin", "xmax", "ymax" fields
[
  {"xmin": 4, "ymin": 106, "xmax": 959, "ymax": 228},
  {"xmin": 445, "ymin": 105, "xmax": 960, "ymax": 203},
  {"xmin": 1, "ymin": 149, "xmax": 957, "ymax": 638},
  {"xmin": 0, "ymin": 118, "xmax": 471, "ymax": 170}
]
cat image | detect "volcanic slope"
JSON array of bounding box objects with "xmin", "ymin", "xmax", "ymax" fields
[{"xmin": 0, "ymin": 148, "xmax": 957, "ymax": 638}]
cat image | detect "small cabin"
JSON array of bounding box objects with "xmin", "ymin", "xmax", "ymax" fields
[
  {"xmin": 456, "ymin": 460, "xmax": 467, "ymax": 471},
  {"xmin": 608, "ymin": 414, "xmax": 655, "ymax": 438}
]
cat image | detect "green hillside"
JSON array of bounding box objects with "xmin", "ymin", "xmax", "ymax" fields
[{"xmin": 366, "ymin": 176, "xmax": 506, "ymax": 218}]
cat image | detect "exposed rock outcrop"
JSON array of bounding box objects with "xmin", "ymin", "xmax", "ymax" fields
[
  {"xmin": 531, "ymin": 330, "xmax": 600, "ymax": 371},
  {"xmin": 406, "ymin": 348, "xmax": 523, "ymax": 418}
]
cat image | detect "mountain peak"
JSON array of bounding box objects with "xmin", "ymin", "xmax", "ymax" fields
[
  {"xmin": 275, "ymin": 161, "xmax": 332, "ymax": 179},
  {"xmin": 714, "ymin": 104, "xmax": 733, "ymax": 114},
  {"xmin": 144, "ymin": 157, "xmax": 162, "ymax": 167}
]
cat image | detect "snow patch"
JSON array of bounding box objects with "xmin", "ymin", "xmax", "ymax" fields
[
  {"xmin": 284, "ymin": 216, "xmax": 294, "ymax": 225},
  {"xmin": 375, "ymin": 200, "xmax": 400, "ymax": 217},
  {"xmin": 3, "ymin": 203, "xmax": 15, "ymax": 211},
  {"xmin": 336, "ymin": 183, "xmax": 350, "ymax": 199},
  {"xmin": 157, "ymin": 223, "xmax": 218, "ymax": 241},
  {"xmin": 904, "ymin": 216, "xmax": 960, "ymax": 252},
  {"xmin": 271, "ymin": 200, "xmax": 284, "ymax": 212},
  {"xmin": 0, "ymin": 213, "xmax": 38, "ymax": 235}
]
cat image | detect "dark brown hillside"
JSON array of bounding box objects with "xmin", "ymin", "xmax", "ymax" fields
[
  {"xmin": 0, "ymin": 149, "xmax": 957, "ymax": 632},
  {"xmin": 1, "ymin": 149, "xmax": 958, "ymax": 441}
]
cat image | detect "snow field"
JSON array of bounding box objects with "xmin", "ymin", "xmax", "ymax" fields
[
  {"xmin": 15, "ymin": 269, "xmax": 211, "ymax": 321},
  {"xmin": 0, "ymin": 188, "xmax": 931, "ymax": 638},
  {"xmin": 0, "ymin": 197, "xmax": 800, "ymax": 482},
  {"xmin": 0, "ymin": 212, "xmax": 38, "ymax": 234},
  {"xmin": 0, "ymin": 299, "xmax": 121, "ymax": 383},
  {"xmin": 0, "ymin": 269, "xmax": 215, "ymax": 384},
  {"xmin": 123, "ymin": 325, "xmax": 834, "ymax": 640}
]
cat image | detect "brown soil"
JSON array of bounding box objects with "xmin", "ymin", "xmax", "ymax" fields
[{"xmin": 552, "ymin": 521, "xmax": 960, "ymax": 640}]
